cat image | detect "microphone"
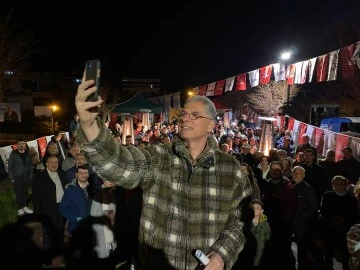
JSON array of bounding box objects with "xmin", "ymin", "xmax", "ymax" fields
[{"xmin": 194, "ymin": 250, "xmax": 209, "ymax": 265}]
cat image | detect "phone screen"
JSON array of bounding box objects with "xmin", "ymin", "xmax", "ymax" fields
[{"xmin": 84, "ymin": 59, "xmax": 101, "ymax": 102}]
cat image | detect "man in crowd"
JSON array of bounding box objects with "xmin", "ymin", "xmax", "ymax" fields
[
  {"xmin": 74, "ymin": 79, "xmax": 252, "ymax": 270},
  {"xmin": 8, "ymin": 139, "xmax": 33, "ymax": 216}
]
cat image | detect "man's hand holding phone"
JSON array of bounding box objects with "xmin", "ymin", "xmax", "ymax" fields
[
  {"xmin": 84, "ymin": 59, "xmax": 101, "ymax": 102},
  {"xmin": 75, "ymin": 60, "xmax": 103, "ymax": 142}
]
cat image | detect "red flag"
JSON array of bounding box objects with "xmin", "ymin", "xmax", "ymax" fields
[
  {"xmin": 198, "ymin": 85, "xmax": 207, "ymax": 96},
  {"xmin": 235, "ymin": 74, "xmax": 247, "ymax": 91},
  {"xmin": 317, "ymin": 54, "xmax": 329, "ymax": 82},
  {"xmin": 279, "ymin": 116, "xmax": 285, "ymax": 132},
  {"xmin": 37, "ymin": 137, "xmax": 48, "ymax": 158},
  {"xmin": 314, "ymin": 128, "xmax": 325, "ymax": 155},
  {"xmin": 110, "ymin": 113, "xmax": 118, "ymax": 126},
  {"xmin": 287, "ymin": 118, "xmax": 295, "ymax": 131},
  {"xmin": 335, "ymin": 134, "xmax": 350, "ymax": 161},
  {"xmin": 286, "ymin": 64, "xmax": 296, "ymax": 85},
  {"xmin": 340, "ymin": 43, "xmax": 357, "ymax": 79},
  {"xmin": 214, "ymin": 80, "xmax": 225, "ymax": 96},
  {"xmin": 259, "ymin": 66, "xmax": 272, "ymax": 85},
  {"xmin": 298, "ymin": 122, "xmax": 307, "ymax": 144}
]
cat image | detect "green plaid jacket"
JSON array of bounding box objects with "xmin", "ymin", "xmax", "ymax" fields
[{"xmin": 77, "ymin": 120, "xmax": 252, "ymax": 269}]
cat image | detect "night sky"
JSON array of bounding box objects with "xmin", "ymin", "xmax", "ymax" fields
[{"xmin": 1, "ymin": 0, "xmax": 360, "ymax": 92}]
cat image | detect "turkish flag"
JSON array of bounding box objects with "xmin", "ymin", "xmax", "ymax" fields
[
  {"xmin": 340, "ymin": 43, "xmax": 357, "ymax": 79},
  {"xmin": 286, "ymin": 64, "xmax": 296, "ymax": 85},
  {"xmin": 298, "ymin": 122, "xmax": 307, "ymax": 144},
  {"xmin": 335, "ymin": 134, "xmax": 350, "ymax": 161},
  {"xmin": 259, "ymin": 65, "xmax": 272, "ymax": 85},
  {"xmin": 287, "ymin": 118, "xmax": 295, "ymax": 131},
  {"xmin": 314, "ymin": 128, "xmax": 325, "ymax": 156},
  {"xmin": 198, "ymin": 85, "xmax": 207, "ymax": 96},
  {"xmin": 235, "ymin": 74, "xmax": 247, "ymax": 91},
  {"xmin": 317, "ymin": 54, "xmax": 329, "ymax": 82},
  {"xmin": 214, "ymin": 80, "xmax": 225, "ymax": 96},
  {"xmin": 37, "ymin": 137, "xmax": 48, "ymax": 158}
]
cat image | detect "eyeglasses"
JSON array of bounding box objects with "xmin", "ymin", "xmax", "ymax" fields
[{"xmin": 177, "ymin": 111, "xmax": 214, "ymax": 121}]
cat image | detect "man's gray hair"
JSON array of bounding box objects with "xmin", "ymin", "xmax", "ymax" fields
[{"xmin": 185, "ymin": 95, "xmax": 217, "ymax": 120}]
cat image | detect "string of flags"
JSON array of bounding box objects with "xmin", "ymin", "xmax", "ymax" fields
[
  {"xmin": 275, "ymin": 116, "xmax": 360, "ymax": 162},
  {"xmin": 192, "ymin": 41, "xmax": 360, "ymax": 97}
]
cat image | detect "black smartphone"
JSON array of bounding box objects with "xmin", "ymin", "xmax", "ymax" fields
[{"xmin": 84, "ymin": 59, "xmax": 101, "ymax": 102}]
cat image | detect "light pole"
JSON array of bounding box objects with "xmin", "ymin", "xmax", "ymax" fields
[
  {"xmin": 50, "ymin": 105, "xmax": 58, "ymax": 134},
  {"xmin": 281, "ymin": 51, "xmax": 291, "ymax": 129}
]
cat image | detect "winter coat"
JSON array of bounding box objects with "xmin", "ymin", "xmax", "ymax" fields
[{"xmin": 77, "ymin": 119, "xmax": 252, "ymax": 270}]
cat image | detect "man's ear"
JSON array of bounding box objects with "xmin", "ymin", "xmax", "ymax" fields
[{"xmin": 207, "ymin": 121, "xmax": 216, "ymax": 132}]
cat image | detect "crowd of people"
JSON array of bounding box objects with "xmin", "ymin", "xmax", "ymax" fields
[{"xmin": 2, "ymin": 78, "xmax": 360, "ymax": 270}]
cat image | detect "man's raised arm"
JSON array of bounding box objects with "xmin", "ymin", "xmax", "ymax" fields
[{"xmin": 75, "ymin": 79, "xmax": 103, "ymax": 142}]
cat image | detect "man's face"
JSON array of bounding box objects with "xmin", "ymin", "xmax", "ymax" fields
[
  {"xmin": 302, "ymin": 136, "xmax": 309, "ymax": 144},
  {"xmin": 343, "ymin": 149, "xmax": 352, "ymax": 160},
  {"xmin": 252, "ymin": 203, "xmax": 263, "ymax": 217},
  {"xmin": 153, "ymin": 129, "xmax": 161, "ymax": 137},
  {"xmin": 17, "ymin": 141, "xmax": 26, "ymax": 151},
  {"xmin": 125, "ymin": 137, "xmax": 132, "ymax": 145},
  {"xmin": 75, "ymin": 155, "xmax": 86, "ymax": 167},
  {"xmin": 76, "ymin": 168, "xmax": 89, "ymax": 183},
  {"xmin": 304, "ymin": 151, "xmax": 314, "ymax": 163},
  {"xmin": 46, "ymin": 156, "xmax": 59, "ymax": 172},
  {"xmin": 292, "ymin": 168, "xmax": 305, "ymax": 183},
  {"xmin": 47, "ymin": 143, "xmax": 58, "ymax": 155},
  {"xmin": 270, "ymin": 164, "xmax": 283, "ymax": 179},
  {"xmin": 70, "ymin": 145, "xmax": 81, "ymax": 157},
  {"xmin": 326, "ymin": 151, "xmax": 335, "ymax": 162},
  {"xmin": 179, "ymin": 101, "xmax": 214, "ymax": 142}
]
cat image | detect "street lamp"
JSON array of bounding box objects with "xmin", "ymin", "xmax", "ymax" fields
[
  {"xmin": 281, "ymin": 51, "xmax": 291, "ymax": 129},
  {"xmin": 187, "ymin": 90, "xmax": 194, "ymax": 98},
  {"xmin": 50, "ymin": 105, "xmax": 58, "ymax": 134}
]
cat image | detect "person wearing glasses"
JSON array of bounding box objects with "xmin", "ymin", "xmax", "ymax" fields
[{"xmin": 74, "ymin": 78, "xmax": 252, "ymax": 270}]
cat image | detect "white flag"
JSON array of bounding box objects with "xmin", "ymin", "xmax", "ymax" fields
[
  {"xmin": 327, "ymin": 49, "xmax": 339, "ymax": 81},
  {"xmin": 350, "ymin": 137, "xmax": 360, "ymax": 161},
  {"xmin": 192, "ymin": 87, "xmax": 199, "ymax": 95},
  {"xmin": 0, "ymin": 145, "xmax": 13, "ymax": 172},
  {"xmin": 206, "ymin": 82, "xmax": 216, "ymax": 96},
  {"xmin": 294, "ymin": 62, "xmax": 303, "ymax": 84},
  {"xmin": 353, "ymin": 41, "xmax": 360, "ymax": 69},
  {"xmin": 323, "ymin": 130, "xmax": 337, "ymax": 157},
  {"xmin": 46, "ymin": 135, "xmax": 52, "ymax": 143},
  {"xmin": 292, "ymin": 120, "xmax": 300, "ymax": 148},
  {"xmin": 273, "ymin": 63, "xmax": 286, "ymax": 81},
  {"xmin": 224, "ymin": 76, "xmax": 235, "ymax": 92},
  {"xmin": 26, "ymin": 140, "xmax": 40, "ymax": 162},
  {"xmin": 249, "ymin": 69, "xmax": 259, "ymax": 87},
  {"xmin": 300, "ymin": 60, "xmax": 309, "ymax": 84},
  {"xmin": 306, "ymin": 125, "xmax": 315, "ymax": 145},
  {"xmin": 308, "ymin": 57, "xmax": 317, "ymax": 82}
]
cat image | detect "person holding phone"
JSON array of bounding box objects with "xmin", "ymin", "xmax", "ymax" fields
[{"xmin": 75, "ymin": 78, "xmax": 252, "ymax": 270}]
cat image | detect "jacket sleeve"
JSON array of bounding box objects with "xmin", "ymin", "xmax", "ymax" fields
[
  {"xmin": 59, "ymin": 189, "xmax": 78, "ymax": 222},
  {"xmin": 208, "ymin": 162, "xmax": 252, "ymax": 269},
  {"xmin": 77, "ymin": 119, "xmax": 152, "ymax": 190}
]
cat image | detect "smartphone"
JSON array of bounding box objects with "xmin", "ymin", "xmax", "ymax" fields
[{"xmin": 84, "ymin": 59, "xmax": 101, "ymax": 102}]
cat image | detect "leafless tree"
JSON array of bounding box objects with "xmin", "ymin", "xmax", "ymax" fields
[
  {"xmin": 98, "ymin": 84, "xmax": 122, "ymax": 122},
  {"xmin": 247, "ymin": 81, "xmax": 300, "ymax": 116},
  {"xmin": 0, "ymin": 9, "xmax": 37, "ymax": 101}
]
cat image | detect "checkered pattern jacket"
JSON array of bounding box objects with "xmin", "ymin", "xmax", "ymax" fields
[{"xmin": 78, "ymin": 120, "xmax": 252, "ymax": 269}]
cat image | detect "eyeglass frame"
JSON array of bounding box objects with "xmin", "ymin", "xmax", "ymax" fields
[{"xmin": 176, "ymin": 111, "xmax": 214, "ymax": 121}]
